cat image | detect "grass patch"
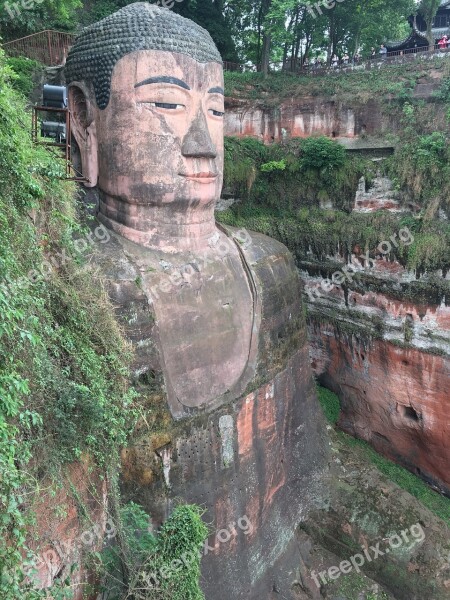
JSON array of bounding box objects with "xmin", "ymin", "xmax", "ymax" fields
[
  {"xmin": 6, "ymin": 56, "xmax": 42, "ymax": 97},
  {"xmin": 317, "ymin": 384, "xmax": 341, "ymax": 425}
]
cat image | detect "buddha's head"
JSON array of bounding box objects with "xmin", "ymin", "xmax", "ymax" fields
[{"xmin": 66, "ymin": 3, "xmax": 224, "ymax": 249}]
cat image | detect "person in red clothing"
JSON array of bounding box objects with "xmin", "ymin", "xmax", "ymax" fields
[{"xmin": 438, "ymin": 35, "xmax": 448, "ymax": 50}]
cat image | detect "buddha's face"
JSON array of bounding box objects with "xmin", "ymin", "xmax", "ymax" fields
[{"xmin": 76, "ymin": 50, "xmax": 224, "ymax": 213}]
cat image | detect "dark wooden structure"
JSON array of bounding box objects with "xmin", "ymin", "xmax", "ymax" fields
[{"xmin": 387, "ymin": 0, "xmax": 450, "ymax": 53}]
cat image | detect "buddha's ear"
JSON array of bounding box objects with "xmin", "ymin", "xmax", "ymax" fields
[{"xmin": 68, "ymin": 83, "xmax": 98, "ymax": 187}]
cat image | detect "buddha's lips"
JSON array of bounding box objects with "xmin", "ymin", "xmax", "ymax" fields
[{"xmin": 181, "ymin": 172, "xmax": 218, "ymax": 183}]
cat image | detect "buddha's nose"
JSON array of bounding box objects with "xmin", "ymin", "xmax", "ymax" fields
[{"xmin": 181, "ymin": 109, "xmax": 217, "ymax": 159}]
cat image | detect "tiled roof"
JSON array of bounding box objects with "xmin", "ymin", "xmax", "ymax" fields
[
  {"xmin": 386, "ymin": 31, "xmax": 418, "ymax": 50},
  {"xmin": 433, "ymin": 27, "xmax": 450, "ymax": 36}
]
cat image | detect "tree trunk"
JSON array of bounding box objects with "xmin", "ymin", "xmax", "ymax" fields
[
  {"xmin": 282, "ymin": 41, "xmax": 289, "ymax": 70},
  {"xmin": 354, "ymin": 28, "xmax": 361, "ymax": 58},
  {"xmin": 256, "ymin": 2, "xmax": 264, "ymax": 70},
  {"xmin": 261, "ymin": 32, "xmax": 271, "ymax": 76},
  {"xmin": 427, "ymin": 22, "xmax": 434, "ymax": 49},
  {"xmin": 327, "ymin": 13, "xmax": 335, "ymax": 65}
]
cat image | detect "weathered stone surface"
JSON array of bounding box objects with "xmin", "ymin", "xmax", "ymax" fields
[
  {"xmin": 312, "ymin": 326, "xmax": 450, "ymax": 493},
  {"xmin": 298, "ymin": 427, "xmax": 450, "ymax": 600},
  {"xmin": 303, "ymin": 260, "xmax": 450, "ymax": 493},
  {"xmin": 354, "ymin": 175, "xmax": 404, "ymax": 213},
  {"xmin": 122, "ymin": 346, "xmax": 328, "ymax": 599},
  {"xmin": 94, "ymin": 221, "xmax": 328, "ymax": 597},
  {"xmin": 66, "ymin": 3, "xmax": 222, "ymax": 109},
  {"xmin": 224, "ymin": 72, "xmax": 445, "ymax": 144},
  {"xmin": 225, "ymin": 97, "xmax": 364, "ymax": 142},
  {"xmin": 66, "ymin": 6, "xmax": 329, "ymax": 597}
]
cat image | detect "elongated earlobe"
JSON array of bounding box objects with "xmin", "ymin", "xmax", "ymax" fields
[{"xmin": 68, "ymin": 83, "xmax": 99, "ymax": 187}]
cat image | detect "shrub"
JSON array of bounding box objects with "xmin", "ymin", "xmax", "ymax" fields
[
  {"xmin": 103, "ymin": 503, "xmax": 208, "ymax": 600},
  {"xmin": 299, "ymin": 136, "xmax": 347, "ymax": 171},
  {"xmin": 0, "ymin": 46, "xmax": 136, "ymax": 598},
  {"xmin": 6, "ymin": 56, "xmax": 42, "ymax": 97}
]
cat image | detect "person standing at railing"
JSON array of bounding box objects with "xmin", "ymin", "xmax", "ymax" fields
[{"xmin": 379, "ymin": 44, "xmax": 387, "ymax": 59}]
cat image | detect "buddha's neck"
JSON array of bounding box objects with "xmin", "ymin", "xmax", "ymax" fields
[{"xmin": 97, "ymin": 191, "xmax": 218, "ymax": 253}]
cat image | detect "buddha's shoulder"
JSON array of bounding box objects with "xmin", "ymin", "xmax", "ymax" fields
[
  {"xmin": 221, "ymin": 225, "xmax": 299, "ymax": 288},
  {"xmin": 220, "ymin": 226, "xmax": 301, "ymax": 312}
]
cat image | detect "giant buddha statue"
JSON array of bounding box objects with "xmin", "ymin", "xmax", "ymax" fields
[{"xmin": 66, "ymin": 4, "xmax": 327, "ymax": 598}]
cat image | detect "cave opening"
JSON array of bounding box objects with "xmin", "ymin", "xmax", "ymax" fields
[{"xmin": 403, "ymin": 405, "xmax": 420, "ymax": 422}]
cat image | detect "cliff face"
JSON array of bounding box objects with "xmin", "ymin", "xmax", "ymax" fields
[
  {"xmin": 224, "ymin": 65, "xmax": 445, "ymax": 143},
  {"xmin": 221, "ymin": 62, "xmax": 450, "ymax": 495},
  {"xmin": 225, "ymin": 96, "xmax": 379, "ymax": 142},
  {"xmin": 294, "ymin": 219, "xmax": 449, "ymax": 495},
  {"xmin": 304, "ymin": 259, "xmax": 450, "ymax": 493}
]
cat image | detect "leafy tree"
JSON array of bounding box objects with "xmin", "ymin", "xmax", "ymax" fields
[
  {"xmin": 172, "ymin": 0, "xmax": 239, "ymax": 61},
  {"xmin": 299, "ymin": 136, "xmax": 346, "ymax": 171},
  {"xmin": 0, "ymin": 0, "xmax": 81, "ymax": 41},
  {"xmin": 418, "ymin": 0, "xmax": 441, "ymax": 46}
]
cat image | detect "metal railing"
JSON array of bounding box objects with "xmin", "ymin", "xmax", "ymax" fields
[
  {"xmin": 2, "ymin": 30, "xmax": 76, "ymax": 66},
  {"xmin": 3, "ymin": 31, "xmax": 449, "ymax": 74},
  {"xmin": 223, "ymin": 44, "xmax": 450, "ymax": 76}
]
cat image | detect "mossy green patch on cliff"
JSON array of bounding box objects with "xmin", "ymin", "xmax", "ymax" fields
[
  {"xmin": 385, "ymin": 103, "xmax": 450, "ymax": 217},
  {"xmin": 224, "ymin": 56, "xmax": 450, "ymax": 106},
  {"xmin": 317, "ymin": 385, "xmax": 341, "ymax": 425},
  {"xmin": 223, "ymin": 136, "xmax": 364, "ymax": 212},
  {"xmin": 217, "ymin": 203, "xmax": 450, "ymax": 276}
]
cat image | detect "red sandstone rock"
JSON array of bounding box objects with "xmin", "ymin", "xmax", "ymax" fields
[
  {"xmin": 311, "ymin": 322, "xmax": 450, "ymax": 492},
  {"xmin": 26, "ymin": 458, "xmax": 107, "ymax": 600}
]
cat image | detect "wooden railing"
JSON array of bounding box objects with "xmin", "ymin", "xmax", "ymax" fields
[{"xmin": 2, "ymin": 30, "xmax": 76, "ymax": 66}]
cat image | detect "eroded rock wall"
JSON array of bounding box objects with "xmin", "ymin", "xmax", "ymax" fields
[
  {"xmin": 225, "ymin": 97, "xmax": 377, "ymax": 142},
  {"xmin": 303, "ymin": 257, "xmax": 450, "ymax": 493}
]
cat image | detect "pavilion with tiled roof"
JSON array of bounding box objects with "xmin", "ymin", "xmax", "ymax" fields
[{"xmin": 387, "ymin": 0, "xmax": 450, "ymax": 52}]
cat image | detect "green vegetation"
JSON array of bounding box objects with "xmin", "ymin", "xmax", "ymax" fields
[
  {"xmin": 0, "ymin": 0, "xmax": 81, "ymax": 40},
  {"xmin": 223, "ymin": 136, "xmax": 363, "ymax": 212},
  {"xmin": 331, "ymin": 570, "xmax": 390, "ymax": 600},
  {"xmin": 317, "ymin": 385, "xmax": 450, "ymax": 526},
  {"xmin": 224, "ymin": 57, "xmax": 450, "ymax": 104},
  {"xmin": 5, "ymin": 57, "xmax": 42, "ymax": 97},
  {"xmin": 217, "ymin": 203, "xmax": 450, "ymax": 275},
  {"xmin": 104, "ymin": 504, "xmax": 209, "ymax": 600},
  {"xmin": 386, "ymin": 103, "xmax": 450, "ymax": 218},
  {"xmin": 0, "ymin": 46, "xmax": 138, "ymax": 598},
  {"xmin": 0, "ymin": 0, "xmax": 416, "ymax": 67},
  {"xmin": 316, "ymin": 385, "xmax": 341, "ymax": 425}
]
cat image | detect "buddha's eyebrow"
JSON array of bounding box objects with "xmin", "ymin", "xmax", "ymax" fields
[
  {"xmin": 208, "ymin": 86, "xmax": 224, "ymax": 95},
  {"xmin": 134, "ymin": 76, "xmax": 191, "ymax": 90}
]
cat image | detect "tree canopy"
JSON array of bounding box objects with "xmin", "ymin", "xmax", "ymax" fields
[{"xmin": 1, "ymin": 0, "xmax": 418, "ymax": 65}]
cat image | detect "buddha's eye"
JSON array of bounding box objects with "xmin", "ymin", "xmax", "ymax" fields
[
  {"xmin": 152, "ymin": 102, "xmax": 184, "ymax": 110},
  {"xmin": 209, "ymin": 109, "xmax": 225, "ymax": 117}
]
